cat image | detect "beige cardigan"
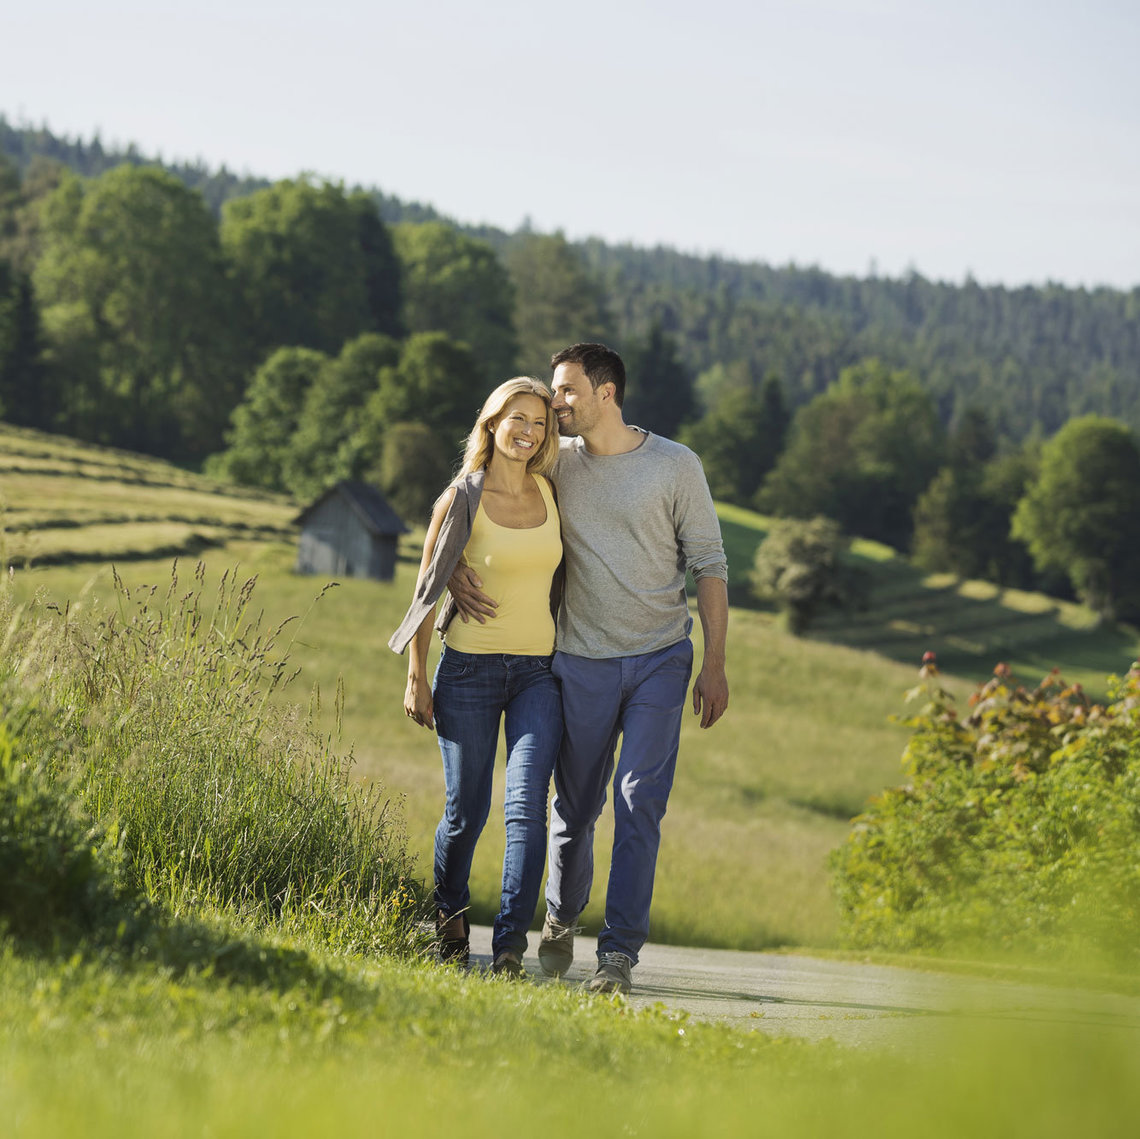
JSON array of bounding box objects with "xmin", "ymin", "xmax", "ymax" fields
[{"xmin": 387, "ymin": 469, "xmax": 485, "ymax": 655}]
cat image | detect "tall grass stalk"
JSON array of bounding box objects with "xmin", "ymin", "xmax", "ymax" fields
[{"xmin": 1, "ymin": 562, "xmax": 423, "ymax": 956}]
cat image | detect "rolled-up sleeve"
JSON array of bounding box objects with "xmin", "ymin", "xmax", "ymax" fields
[{"xmin": 674, "ymin": 450, "xmax": 728, "ymax": 583}]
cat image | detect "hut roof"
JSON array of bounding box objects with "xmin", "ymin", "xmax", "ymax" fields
[{"xmin": 295, "ymin": 480, "xmax": 409, "ymax": 536}]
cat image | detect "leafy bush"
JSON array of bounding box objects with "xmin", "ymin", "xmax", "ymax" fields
[
  {"xmin": 2, "ymin": 563, "xmax": 423, "ymax": 956},
  {"xmin": 0, "ymin": 715, "xmax": 147, "ymax": 948},
  {"xmin": 752, "ymin": 516, "xmax": 868, "ymax": 634},
  {"xmin": 832, "ymin": 655, "xmax": 1140, "ymax": 967}
]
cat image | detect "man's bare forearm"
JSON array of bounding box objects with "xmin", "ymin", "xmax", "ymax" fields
[
  {"xmin": 692, "ymin": 575, "xmax": 729, "ymax": 728},
  {"xmin": 695, "ymin": 575, "xmax": 728, "ymax": 666}
]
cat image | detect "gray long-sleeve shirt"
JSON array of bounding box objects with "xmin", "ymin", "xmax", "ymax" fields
[{"xmin": 552, "ymin": 431, "xmax": 728, "ymax": 659}]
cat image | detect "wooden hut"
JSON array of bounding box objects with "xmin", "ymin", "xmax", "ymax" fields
[{"xmin": 294, "ymin": 480, "xmax": 408, "ymax": 581}]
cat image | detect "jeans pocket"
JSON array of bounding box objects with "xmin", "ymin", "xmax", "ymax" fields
[{"xmin": 435, "ymin": 650, "xmax": 473, "ymax": 681}]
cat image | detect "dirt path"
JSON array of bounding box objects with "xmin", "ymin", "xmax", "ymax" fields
[{"xmin": 468, "ymin": 925, "xmax": 1140, "ymax": 1049}]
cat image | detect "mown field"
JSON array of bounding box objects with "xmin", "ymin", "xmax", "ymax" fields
[
  {"xmin": 0, "ymin": 423, "xmax": 296, "ymax": 565},
  {"xmin": 3, "ymin": 423, "xmax": 1137, "ymax": 951}
]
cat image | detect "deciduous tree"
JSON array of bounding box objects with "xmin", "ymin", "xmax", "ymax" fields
[
  {"xmin": 911, "ymin": 432, "xmax": 1038, "ymax": 588},
  {"xmin": 504, "ymin": 232, "xmax": 611, "ymax": 377},
  {"xmin": 393, "ymin": 222, "xmax": 516, "ymax": 382},
  {"xmin": 752, "ymin": 516, "xmax": 867, "ymax": 634},
  {"xmin": 681, "ymin": 373, "xmax": 787, "ymax": 504},
  {"xmin": 34, "ymin": 166, "xmax": 238, "ymax": 458},
  {"xmin": 374, "ymin": 421, "xmax": 453, "ymax": 527},
  {"xmin": 283, "ymin": 334, "xmax": 400, "ymax": 501},
  {"xmin": 1012, "ymin": 416, "xmax": 1140, "ymax": 621},
  {"xmin": 757, "ymin": 360, "xmax": 944, "ymax": 548},
  {"xmin": 221, "ymin": 179, "xmax": 401, "ymax": 363},
  {"xmin": 209, "ymin": 347, "xmax": 329, "ymax": 491}
]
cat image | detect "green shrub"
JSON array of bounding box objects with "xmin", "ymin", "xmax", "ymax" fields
[
  {"xmin": 0, "ymin": 715, "xmax": 147, "ymax": 948},
  {"xmin": 831, "ymin": 655, "xmax": 1140, "ymax": 967},
  {"xmin": 2, "ymin": 563, "xmax": 424, "ymax": 956},
  {"xmin": 752, "ymin": 517, "xmax": 867, "ymax": 634}
]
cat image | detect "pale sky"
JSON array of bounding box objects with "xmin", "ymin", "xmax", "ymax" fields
[{"xmin": 5, "ymin": 0, "xmax": 1138, "ymax": 289}]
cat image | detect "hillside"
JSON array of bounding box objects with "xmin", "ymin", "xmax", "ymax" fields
[
  {"xmin": 0, "ymin": 422, "xmax": 296, "ymax": 567},
  {"xmin": 4, "ymin": 425, "xmax": 1136, "ymax": 951},
  {"xmin": 716, "ymin": 503, "xmax": 1137, "ymax": 697},
  {"xmin": 581, "ymin": 240, "xmax": 1140, "ymax": 439}
]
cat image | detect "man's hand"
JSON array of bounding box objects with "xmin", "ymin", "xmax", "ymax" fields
[
  {"xmin": 448, "ymin": 563, "xmax": 499, "ymax": 624},
  {"xmin": 692, "ymin": 661, "xmax": 729, "ymax": 729}
]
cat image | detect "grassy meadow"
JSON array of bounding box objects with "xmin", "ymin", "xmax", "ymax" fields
[
  {"xmin": 4, "ymin": 423, "xmax": 1140, "ymax": 1139},
  {"xmin": 3, "ymin": 423, "xmax": 1138, "ymax": 952}
]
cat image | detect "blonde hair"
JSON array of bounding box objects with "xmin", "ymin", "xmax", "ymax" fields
[{"xmin": 455, "ymin": 377, "xmax": 559, "ymax": 480}]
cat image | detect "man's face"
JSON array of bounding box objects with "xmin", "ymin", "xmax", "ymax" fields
[{"xmin": 551, "ymin": 362, "xmax": 604, "ymax": 437}]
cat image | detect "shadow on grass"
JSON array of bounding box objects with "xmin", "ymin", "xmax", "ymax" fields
[
  {"xmin": 3, "ymin": 907, "xmax": 389, "ymax": 1002},
  {"xmin": 718, "ymin": 512, "xmax": 776, "ymax": 609},
  {"xmin": 149, "ymin": 916, "xmax": 374, "ymax": 996},
  {"xmin": 7, "ymin": 534, "xmax": 222, "ymax": 571}
]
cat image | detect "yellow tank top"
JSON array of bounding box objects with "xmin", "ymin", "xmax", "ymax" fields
[{"xmin": 446, "ymin": 475, "xmax": 562, "ymax": 655}]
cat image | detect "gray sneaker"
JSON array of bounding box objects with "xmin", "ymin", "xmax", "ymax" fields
[
  {"xmin": 588, "ymin": 951, "xmax": 633, "ymax": 994},
  {"xmin": 538, "ymin": 911, "xmax": 579, "ymax": 976}
]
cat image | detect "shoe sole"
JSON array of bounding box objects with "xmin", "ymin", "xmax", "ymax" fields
[{"xmin": 587, "ymin": 980, "xmax": 630, "ymax": 995}]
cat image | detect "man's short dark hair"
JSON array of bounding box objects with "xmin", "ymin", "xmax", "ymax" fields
[{"xmin": 551, "ymin": 342, "xmax": 626, "ymax": 408}]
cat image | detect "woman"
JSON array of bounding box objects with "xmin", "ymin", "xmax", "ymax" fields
[{"xmin": 388, "ymin": 377, "xmax": 563, "ymax": 977}]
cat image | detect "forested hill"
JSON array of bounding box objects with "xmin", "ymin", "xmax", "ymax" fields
[
  {"xmin": 576, "ymin": 241, "xmax": 1140, "ymax": 441},
  {"xmin": 3, "ymin": 115, "xmax": 1139, "ymax": 445},
  {"xmin": 0, "ymin": 117, "xmax": 448, "ymax": 224}
]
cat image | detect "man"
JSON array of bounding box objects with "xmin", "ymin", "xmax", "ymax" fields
[{"xmin": 450, "ymin": 342, "xmax": 729, "ymax": 994}]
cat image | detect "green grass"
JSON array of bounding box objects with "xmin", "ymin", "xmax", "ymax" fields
[
  {"xmin": 819, "ymin": 541, "xmax": 1138, "ymax": 696},
  {"xmin": 715, "ymin": 501, "xmax": 1137, "ymax": 699},
  {"xmin": 1, "ymin": 565, "xmax": 422, "ymax": 960},
  {"xmin": 3, "ymin": 924, "xmax": 1138, "ymax": 1139}
]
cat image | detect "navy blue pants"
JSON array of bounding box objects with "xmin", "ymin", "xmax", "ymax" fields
[{"xmin": 544, "ymin": 639, "xmax": 694, "ymax": 964}]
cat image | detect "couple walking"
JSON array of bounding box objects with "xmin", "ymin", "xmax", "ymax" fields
[{"xmin": 389, "ymin": 342, "xmax": 729, "ymax": 994}]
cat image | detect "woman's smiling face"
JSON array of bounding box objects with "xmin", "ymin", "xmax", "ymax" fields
[{"xmin": 490, "ymin": 393, "xmax": 549, "ymax": 465}]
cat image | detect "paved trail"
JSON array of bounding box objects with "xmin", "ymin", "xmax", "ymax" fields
[{"xmin": 469, "ymin": 925, "xmax": 1140, "ymax": 1049}]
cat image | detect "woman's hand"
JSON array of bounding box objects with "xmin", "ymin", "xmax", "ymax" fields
[{"xmin": 404, "ymin": 673, "xmax": 435, "ymax": 730}]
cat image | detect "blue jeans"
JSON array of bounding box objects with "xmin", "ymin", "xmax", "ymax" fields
[
  {"xmin": 545, "ymin": 640, "xmax": 694, "ymax": 965},
  {"xmin": 432, "ymin": 647, "xmax": 562, "ymax": 958}
]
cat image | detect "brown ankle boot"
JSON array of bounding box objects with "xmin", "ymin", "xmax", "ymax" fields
[{"xmin": 436, "ymin": 910, "xmax": 470, "ymax": 966}]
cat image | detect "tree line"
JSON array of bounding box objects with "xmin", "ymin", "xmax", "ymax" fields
[{"xmin": 3, "ymin": 118, "xmax": 1140, "ymax": 622}]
